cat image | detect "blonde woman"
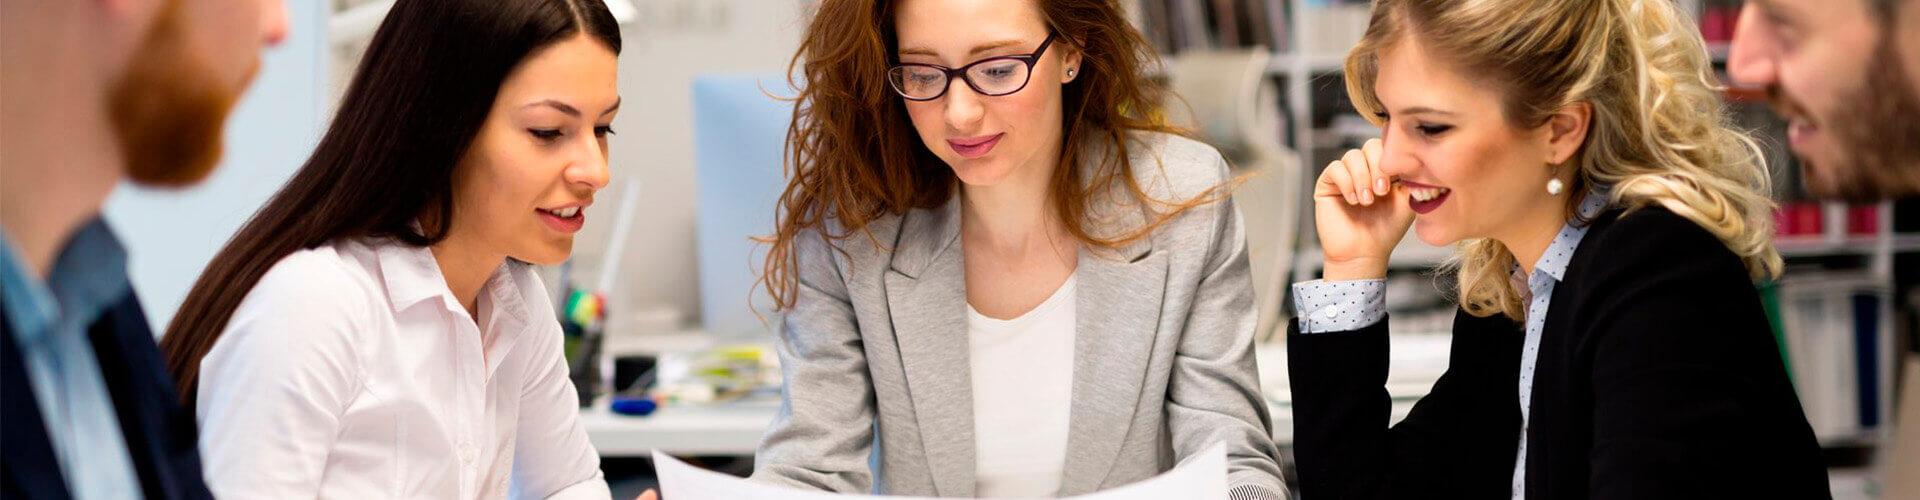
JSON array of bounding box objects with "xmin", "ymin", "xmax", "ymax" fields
[{"xmin": 1287, "ymin": 0, "xmax": 1828, "ymax": 498}]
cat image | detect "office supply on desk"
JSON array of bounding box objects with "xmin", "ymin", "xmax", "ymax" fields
[
  {"xmin": 610, "ymin": 396, "xmax": 658, "ymax": 416},
  {"xmin": 564, "ymin": 288, "xmax": 609, "ymax": 405},
  {"xmin": 652, "ymin": 442, "xmax": 1228, "ymax": 500},
  {"xmin": 567, "ymin": 180, "xmax": 644, "ymax": 404},
  {"xmin": 650, "ymin": 344, "xmax": 778, "ymax": 404},
  {"xmin": 613, "ymin": 354, "xmax": 658, "ymax": 394}
]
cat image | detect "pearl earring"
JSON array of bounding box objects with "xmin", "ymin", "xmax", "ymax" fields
[
  {"xmin": 1546, "ymin": 178, "xmax": 1565, "ymax": 196},
  {"xmin": 1067, "ymin": 68, "xmax": 1077, "ymax": 78}
]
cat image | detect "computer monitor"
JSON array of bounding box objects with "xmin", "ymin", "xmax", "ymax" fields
[{"xmin": 691, "ymin": 75, "xmax": 793, "ymax": 337}]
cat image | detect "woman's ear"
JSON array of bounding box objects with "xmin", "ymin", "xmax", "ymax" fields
[
  {"xmin": 1060, "ymin": 38, "xmax": 1084, "ymax": 83},
  {"xmin": 1545, "ymin": 101, "xmax": 1592, "ymax": 164}
]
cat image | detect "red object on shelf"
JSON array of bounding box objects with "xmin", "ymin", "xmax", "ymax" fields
[
  {"xmin": 1848, "ymin": 205, "xmax": 1880, "ymax": 235},
  {"xmin": 1777, "ymin": 201, "xmax": 1825, "ymax": 236},
  {"xmin": 1701, "ymin": 7, "xmax": 1732, "ymax": 43}
]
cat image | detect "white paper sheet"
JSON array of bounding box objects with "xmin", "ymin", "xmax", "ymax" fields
[{"xmin": 652, "ymin": 442, "xmax": 1228, "ymax": 500}]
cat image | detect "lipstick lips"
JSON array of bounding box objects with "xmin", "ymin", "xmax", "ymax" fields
[
  {"xmin": 1401, "ymin": 180, "xmax": 1451, "ymax": 215},
  {"xmin": 948, "ymin": 134, "xmax": 1003, "ymax": 159}
]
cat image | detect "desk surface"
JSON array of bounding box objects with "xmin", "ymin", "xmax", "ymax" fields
[
  {"xmin": 586, "ymin": 333, "xmax": 1446, "ymax": 457},
  {"xmin": 583, "ymin": 397, "xmax": 779, "ymax": 456},
  {"xmin": 582, "ymin": 397, "xmax": 1424, "ymax": 457}
]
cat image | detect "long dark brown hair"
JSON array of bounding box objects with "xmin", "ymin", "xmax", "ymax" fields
[
  {"xmin": 760, "ymin": 0, "xmax": 1224, "ymax": 310},
  {"xmin": 160, "ymin": 0, "xmax": 620, "ymax": 404}
]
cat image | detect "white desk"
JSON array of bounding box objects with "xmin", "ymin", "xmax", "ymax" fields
[
  {"xmin": 585, "ymin": 333, "xmax": 1448, "ymax": 457},
  {"xmin": 582, "ymin": 397, "xmax": 778, "ymax": 456},
  {"xmin": 583, "ymin": 397, "xmax": 1425, "ymax": 457}
]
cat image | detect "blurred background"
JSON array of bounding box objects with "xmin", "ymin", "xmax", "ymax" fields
[{"xmin": 106, "ymin": 0, "xmax": 1915, "ymax": 498}]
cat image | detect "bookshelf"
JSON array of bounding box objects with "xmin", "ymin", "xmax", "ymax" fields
[{"xmin": 1130, "ymin": 0, "xmax": 1906, "ymax": 453}]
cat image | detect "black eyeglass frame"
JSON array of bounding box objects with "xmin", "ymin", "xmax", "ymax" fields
[{"xmin": 886, "ymin": 31, "xmax": 1060, "ymax": 102}]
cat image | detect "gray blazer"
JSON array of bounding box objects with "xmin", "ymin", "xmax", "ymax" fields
[{"xmin": 750, "ymin": 132, "xmax": 1288, "ymax": 498}]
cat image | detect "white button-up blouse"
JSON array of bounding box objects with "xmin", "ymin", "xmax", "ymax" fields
[{"xmin": 195, "ymin": 237, "xmax": 608, "ymax": 498}]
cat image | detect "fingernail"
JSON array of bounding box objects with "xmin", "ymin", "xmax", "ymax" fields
[{"xmin": 1375, "ymin": 178, "xmax": 1388, "ymax": 194}]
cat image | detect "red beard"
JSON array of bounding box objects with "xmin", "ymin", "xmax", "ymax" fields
[{"xmin": 108, "ymin": 0, "xmax": 257, "ymax": 187}]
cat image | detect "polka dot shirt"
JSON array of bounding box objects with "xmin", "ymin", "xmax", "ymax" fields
[
  {"xmin": 1505, "ymin": 191, "xmax": 1608, "ymax": 499},
  {"xmin": 1291, "ymin": 278, "xmax": 1387, "ymax": 333}
]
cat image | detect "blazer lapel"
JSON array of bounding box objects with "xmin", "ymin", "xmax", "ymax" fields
[
  {"xmin": 91, "ymin": 296, "xmax": 209, "ymax": 500},
  {"xmin": 1058, "ymin": 236, "xmax": 1167, "ymax": 494},
  {"xmin": 883, "ymin": 197, "xmax": 977, "ymax": 497}
]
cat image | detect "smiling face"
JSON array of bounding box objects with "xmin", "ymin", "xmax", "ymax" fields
[
  {"xmin": 1371, "ymin": 35, "xmax": 1572, "ymax": 247},
  {"xmin": 1728, "ymin": 0, "xmax": 1920, "ymax": 201},
  {"xmin": 892, "ymin": 0, "xmax": 1082, "ymax": 188},
  {"xmin": 448, "ymin": 33, "xmax": 620, "ymax": 266}
]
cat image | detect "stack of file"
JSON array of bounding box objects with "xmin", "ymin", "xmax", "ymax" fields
[{"xmin": 1766, "ymin": 272, "xmax": 1893, "ymax": 442}]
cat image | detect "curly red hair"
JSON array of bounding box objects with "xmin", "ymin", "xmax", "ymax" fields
[{"xmin": 759, "ymin": 0, "xmax": 1227, "ymax": 310}]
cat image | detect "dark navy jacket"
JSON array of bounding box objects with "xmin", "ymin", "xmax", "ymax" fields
[{"xmin": 2, "ymin": 296, "xmax": 212, "ymax": 499}]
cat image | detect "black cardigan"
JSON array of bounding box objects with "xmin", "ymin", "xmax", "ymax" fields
[{"xmin": 1287, "ymin": 207, "xmax": 1830, "ymax": 499}]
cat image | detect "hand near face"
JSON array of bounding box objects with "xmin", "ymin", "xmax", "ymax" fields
[{"xmin": 1313, "ymin": 138, "xmax": 1414, "ymax": 281}]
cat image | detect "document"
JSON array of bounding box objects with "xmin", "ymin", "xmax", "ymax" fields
[{"xmin": 652, "ymin": 442, "xmax": 1229, "ymax": 500}]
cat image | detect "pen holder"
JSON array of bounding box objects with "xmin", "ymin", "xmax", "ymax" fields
[{"xmin": 562, "ymin": 290, "xmax": 608, "ymax": 407}]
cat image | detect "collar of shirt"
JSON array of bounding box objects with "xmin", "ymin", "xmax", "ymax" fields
[
  {"xmin": 370, "ymin": 239, "xmax": 536, "ymax": 378},
  {"xmin": 1510, "ymin": 191, "xmax": 1612, "ymax": 293},
  {"xmin": 0, "ymin": 217, "xmax": 145, "ymax": 500},
  {"xmin": 0, "ymin": 218, "xmax": 132, "ymax": 344}
]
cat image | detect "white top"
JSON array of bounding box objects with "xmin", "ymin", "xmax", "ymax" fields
[
  {"xmin": 966, "ymin": 272, "xmax": 1078, "ymax": 498},
  {"xmin": 195, "ymin": 237, "xmax": 608, "ymax": 499}
]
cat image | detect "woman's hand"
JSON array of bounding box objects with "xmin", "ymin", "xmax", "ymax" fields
[{"xmin": 1313, "ymin": 138, "xmax": 1413, "ymax": 281}]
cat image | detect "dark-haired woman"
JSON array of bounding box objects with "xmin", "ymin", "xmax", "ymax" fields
[
  {"xmin": 156, "ymin": 0, "xmax": 623, "ymax": 496},
  {"xmin": 745, "ymin": 0, "xmax": 1287, "ymax": 498}
]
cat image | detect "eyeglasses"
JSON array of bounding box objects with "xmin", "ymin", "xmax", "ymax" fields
[{"xmin": 887, "ymin": 32, "xmax": 1058, "ymax": 102}]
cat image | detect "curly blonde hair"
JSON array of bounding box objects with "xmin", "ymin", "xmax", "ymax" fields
[{"xmin": 1343, "ymin": 0, "xmax": 1783, "ymax": 320}]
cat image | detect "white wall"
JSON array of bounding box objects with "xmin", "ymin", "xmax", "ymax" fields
[
  {"xmin": 105, "ymin": 0, "xmax": 329, "ymax": 332},
  {"xmin": 105, "ymin": 0, "xmax": 813, "ymax": 332},
  {"xmin": 569, "ymin": 0, "xmax": 811, "ymax": 327}
]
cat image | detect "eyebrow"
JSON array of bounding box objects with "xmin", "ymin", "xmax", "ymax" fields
[
  {"xmin": 1378, "ymin": 106, "xmax": 1456, "ymax": 117},
  {"xmin": 524, "ymin": 97, "xmax": 622, "ymax": 117},
  {"xmin": 898, "ymin": 39, "xmax": 1029, "ymax": 58}
]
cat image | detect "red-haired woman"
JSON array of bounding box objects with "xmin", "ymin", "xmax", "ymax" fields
[{"xmin": 747, "ymin": 0, "xmax": 1287, "ymax": 498}]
